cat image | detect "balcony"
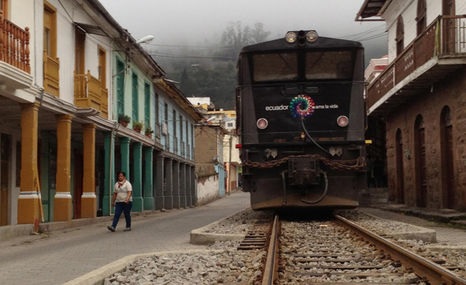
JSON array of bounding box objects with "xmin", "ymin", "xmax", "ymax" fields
[
  {"xmin": 74, "ymin": 71, "xmax": 108, "ymax": 119},
  {"xmin": 0, "ymin": 11, "xmax": 32, "ymax": 95},
  {"xmin": 43, "ymin": 52, "xmax": 60, "ymax": 97},
  {"xmin": 366, "ymin": 15, "xmax": 466, "ymax": 116}
]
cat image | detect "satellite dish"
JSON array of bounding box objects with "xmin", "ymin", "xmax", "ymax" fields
[{"xmin": 136, "ymin": 35, "xmax": 155, "ymax": 44}]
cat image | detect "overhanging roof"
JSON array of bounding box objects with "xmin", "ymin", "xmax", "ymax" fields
[
  {"xmin": 74, "ymin": 22, "xmax": 107, "ymax": 36},
  {"xmin": 356, "ymin": 0, "xmax": 388, "ymax": 21}
]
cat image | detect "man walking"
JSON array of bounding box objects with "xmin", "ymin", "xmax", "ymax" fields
[{"xmin": 107, "ymin": 171, "xmax": 133, "ymax": 232}]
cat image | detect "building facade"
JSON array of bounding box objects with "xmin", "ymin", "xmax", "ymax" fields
[
  {"xmin": 358, "ymin": 0, "xmax": 466, "ymax": 210},
  {"xmin": 0, "ymin": 0, "xmax": 201, "ymax": 226}
]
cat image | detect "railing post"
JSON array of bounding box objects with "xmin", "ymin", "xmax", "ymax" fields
[
  {"xmin": 24, "ymin": 27, "xmax": 30, "ymax": 73},
  {"xmin": 435, "ymin": 18, "xmax": 441, "ymax": 56},
  {"xmin": 0, "ymin": 11, "xmax": 4, "ymax": 62}
]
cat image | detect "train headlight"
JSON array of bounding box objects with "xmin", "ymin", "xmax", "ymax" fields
[
  {"xmin": 256, "ymin": 118, "xmax": 268, "ymax": 129},
  {"xmin": 336, "ymin": 115, "xmax": 349, "ymax": 127},
  {"xmin": 306, "ymin": 30, "xmax": 319, "ymax": 42},
  {"xmin": 285, "ymin": 31, "xmax": 298, "ymax": 43}
]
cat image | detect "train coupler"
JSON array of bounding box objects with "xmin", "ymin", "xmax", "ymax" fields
[{"xmin": 287, "ymin": 157, "xmax": 321, "ymax": 186}]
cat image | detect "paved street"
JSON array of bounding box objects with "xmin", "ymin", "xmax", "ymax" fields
[{"xmin": 0, "ymin": 192, "xmax": 250, "ymax": 285}]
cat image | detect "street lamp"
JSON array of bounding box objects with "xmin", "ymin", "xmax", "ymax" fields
[{"xmin": 136, "ymin": 35, "xmax": 154, "ymax": 44}]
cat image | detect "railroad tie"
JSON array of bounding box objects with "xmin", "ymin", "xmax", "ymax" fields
[{"xmin": 237, "ymin": 231, "xmax": 267, "ymax": 250}]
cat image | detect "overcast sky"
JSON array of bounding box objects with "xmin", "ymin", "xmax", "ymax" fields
[{"xmin": 99, "ymin": 0, "xmax": 387, "ymax": 60}]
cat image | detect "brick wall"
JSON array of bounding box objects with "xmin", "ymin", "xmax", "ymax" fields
[{"xmin": 385, "ymin": 68, "xmax": 466, "ymax": 210}]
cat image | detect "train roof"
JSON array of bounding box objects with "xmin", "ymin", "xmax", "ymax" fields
[{"xmin": 240, "ymin": 31, "xmax": 362, "ymax": 54}]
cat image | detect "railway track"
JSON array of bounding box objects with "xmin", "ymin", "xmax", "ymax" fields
[{"xmin": 261, "ymin": 214, "xmax": 466, "ymax": 284}]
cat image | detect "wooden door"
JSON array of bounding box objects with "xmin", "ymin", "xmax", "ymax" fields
[
  {"xmin": 443, "ymin": 0, "xmax": 456, "ymax": 54},
  {"xmin": 441, "ymin": 107, "xmax": 455, "ymax": 208},
  {"xmin": 415, "ymin": 117, "xmax": 427, "ymax": 207},
  {"xmin": 75, "ymin": 27, "xmax": 85, "ymax": 75},
  {"xmin": 395, "ymin": 130, "xmax": 405, "ymax": 203}
]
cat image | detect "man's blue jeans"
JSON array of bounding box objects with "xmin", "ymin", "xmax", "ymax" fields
[{"xmin": 111, "ymin": 202, "xmax": 132, "ymax": 229}]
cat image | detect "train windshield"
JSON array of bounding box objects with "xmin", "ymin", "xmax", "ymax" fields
[
  {"xmin": 306, "ymin": 50, "xmax": 354, "ymax": 80},
  {"xmin": 253, "ymin": 52, "xmax": 298, "ymax": 82},
  {"xmin": 251, "ymin": 50, "xmax": 354, "ymax": 82}
]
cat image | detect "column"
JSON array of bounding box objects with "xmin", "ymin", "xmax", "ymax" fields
[
  {"xmin": 132, "ymin": 142, "xmax": 143, "ymax": 211},
  {"xmin": 155, "ymin": 152, "xmax": 164, "ymax": 210},
  {"xmin": 190, "ymin": 166, "xmax": 197, "ymax": 206},
  {"xmin": 164, "ymin": 158, "xmax": 173, "ymax": 209},
  {"xmin": 102, "ymin": 132, "xmax": 114, "ymax": 216},
  {"xmin": 143, "ymin": 146, "xmax": 154, "ymax": 210},
  {"xmin": 120, "ymin": 137, "xmax": 130, "ymax": 177},
  {"xmin": 179, "ymin": 164, "xmax": 186, "ymax": 208},
  {"xmin": 186, "ymin": 165, "xmax": 192, "ymax": 207},
  {"xmin": 172, "ymin": 161, "xmax": 180, "ymax": 208},
  {"xmin": 54, "ymin": 114, "xmax": 73, "ymax": 221},
  {"xmin": 17, "ymin": 103, "xmax": 40, "ymax": 224},
  {"xmin": 81, "ymin": 123, "xmax": 96, "ymax": 218}
]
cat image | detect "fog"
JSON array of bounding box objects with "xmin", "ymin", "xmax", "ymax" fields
[{"xmin": 99, "ymin": 0, "xmax": 387, "ymax": 63}]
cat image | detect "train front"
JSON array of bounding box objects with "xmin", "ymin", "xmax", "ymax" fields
[{"xmin": 236, "ymin": 30, "xmax": 367, "ymax": 210}]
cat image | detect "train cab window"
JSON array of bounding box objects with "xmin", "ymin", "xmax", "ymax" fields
[
  {"xmin": 252, "ymin": 52, "xmax": 298, "ymax": 82},
  {"xmin": 305, "ymin": 51, "xmax": 353, "ymax": 80}
]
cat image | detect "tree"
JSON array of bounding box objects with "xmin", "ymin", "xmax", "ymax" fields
[{"xmin": 220, "ymin": 21, "xmax": 270, "ymax": 60}]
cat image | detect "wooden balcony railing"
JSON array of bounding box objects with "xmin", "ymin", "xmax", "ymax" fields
[
  {"xmin": 44, "ymin": 52, "xmax": 60, "ymax": 97},
  {"xmin": 0, "ymin": 11, "xmax": 30, "ymax": 73},
  {"xmin": 74, "ymin": 71, "xmax": 108, "ymax": 118},
  {"xmin": 366, "ymin": 15, "xmax": 466, "ymax": 112}
]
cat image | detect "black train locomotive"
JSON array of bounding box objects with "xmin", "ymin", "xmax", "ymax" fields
[{"xmin": 236, "ymin": 30, "xmax": 367, "ymax": 210}]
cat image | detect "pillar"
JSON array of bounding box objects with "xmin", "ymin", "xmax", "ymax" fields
[
  {"xmin": 155, "ymin": 153, "xmax": 164, "ymax": 210},
  {"xmin": 54, "ymin": 114, "xmax": 73, "ymax": 221},
  {"xmin": 81, "ymin": 123, "xmax": 96, "ymax": 218},
  {"xmin": 120, "ymin": 137, "xmax": 130, "ymax": 177},
  {"xmin": 102, "ymin": 132, "xmax": 114, "ymax": 216},
  {"xmin": 132, "ymin": 142, "xmax": 143, "ymax": 211},
  {"xmin": 173, "ymin": 161, "xmax": 180, "ymax": 208},
  {"xmin": 180, "ymin": 164, "xmax": 186, "ymax": 208},
  {"xmin": 164, "ymin": 158, "xmax": 173, "ymax": 209},
  {"xmin": 17, "ymin": 102, "xmax": 41, "ymax": 224},
  {"xmin": 143, "ymin": 146, "xmax": 154, "ymax": 210}
]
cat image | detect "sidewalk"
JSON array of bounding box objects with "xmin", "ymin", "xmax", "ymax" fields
[
  {"xmin": 375, "ymin": 203, "xmax": 466, "ymax": 228},
  {"xmin": 0, "ymin": 191, "xmax": 251, "ymax": 285}
]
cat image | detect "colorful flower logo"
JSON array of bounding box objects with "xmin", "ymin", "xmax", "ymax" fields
[{"xmin": 289, "ymin": 95, "xmax": 315, "ymax": 118}]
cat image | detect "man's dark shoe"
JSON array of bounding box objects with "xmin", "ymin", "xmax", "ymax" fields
[
  {"xmin": 107, "ymin": 225, "xmax": 115, "ymax": 232},
  {"xmin": 123, "ymin": 227, "xmax": 131, "ymax": 232}
]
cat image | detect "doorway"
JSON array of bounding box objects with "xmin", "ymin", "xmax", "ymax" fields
[{"xmin": 0, "ymin": 133, "xmax": 11, "ymax": 225}]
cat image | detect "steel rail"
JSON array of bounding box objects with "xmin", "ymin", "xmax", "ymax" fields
[
  {"xmin": 262, "ymin": 214, "xmax": 280, "ymax": 285},
  {"xmin": 335, "ymin": 214, "xmax": 466, "ymax": 285}
]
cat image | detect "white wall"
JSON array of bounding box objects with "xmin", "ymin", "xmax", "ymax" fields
[
  {"xmin": 196, "ymin": 176, "xmax": 219, "ymax": 205},
  {"xmin": 383, "ymin": 0, "xmax": 462, "ymax": 63}
]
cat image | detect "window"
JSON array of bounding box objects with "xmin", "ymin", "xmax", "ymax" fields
[
  {"xmin": 44, "ymin": 2, "xmax": 57, "ymax": 57},
  {"xmin": 179, "ymin": 115, "xmax": 183, "ymax": 142},
  {"xmin": 144, "ymin": 83, "xmax": 150, "ymax": 126},
  {"xmin": 116, "ymin": 60, "xmax": 125, "ymax": 116},
  {"xmin": 253, "ymin": 53, "xmax": 298, "ymax": 82},
  {"xmin": 74, "ymin": 27, "xmax": 86, "ymax": 74},
  {"xmin": 416, "ymin": 0, "xmax": 427, "ymax": 36},
  {"xmin": 132, "ymin": 72, "xmax": 139, "ymax": 121},
  {"xmin": 155, "ymin": 93, "xmax": 160, "ymax": 125},
  {"xmin": 396, "ymin": 16, "xmax": 404, "ymax": 56},
  {"xmin": 98, "ymin": 47, "xmax": 106, "ymax": 87},
  {"xmin": 306, "ymin": 51, "xmax": 354, "ymax": 80}
]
